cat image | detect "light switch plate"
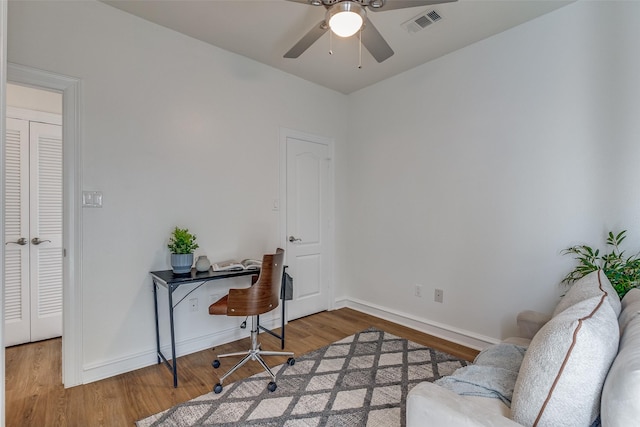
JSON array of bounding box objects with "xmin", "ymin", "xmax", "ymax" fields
[{"xmin": 82, "ymin": 191, "xmax": 103, "ymax": 208}]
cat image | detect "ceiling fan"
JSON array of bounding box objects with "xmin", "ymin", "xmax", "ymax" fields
[{"xmin": 283, "ymin": 0, "xmax": 457, "ymax": 63}]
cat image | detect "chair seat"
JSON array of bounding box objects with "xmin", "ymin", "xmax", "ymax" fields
[{"xmin": 209, "ymin": 295, "xmax": 228, "ymax": 315}]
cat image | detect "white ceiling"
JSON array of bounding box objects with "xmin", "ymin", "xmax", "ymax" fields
[{"xmin": 102, "ymin": 0, "xmax": 573, "ymax": 94}]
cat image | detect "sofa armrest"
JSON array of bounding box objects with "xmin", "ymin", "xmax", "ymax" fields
[
  {"xmin": 407, "ymin": 382, "xmax": 523, "ymax": 427},
  {"xmin": 516, "ymin": 310, "xmax": 551, "ymax": 340}
]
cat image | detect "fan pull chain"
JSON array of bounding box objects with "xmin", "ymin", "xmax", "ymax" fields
[
  {"xmin": 358, "ymin": 29, "xmax": 362, "ymax": 69},
  {"xmin": 329, "ymin": 30, "xmax": 333, "ymax": 55}
]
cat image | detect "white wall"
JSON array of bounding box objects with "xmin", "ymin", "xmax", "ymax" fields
[
  {"xmin": 344, "ymin": 0, "xmax": 640, "ymax": 345},
  {"xmin": 7, "ymin": 0, "xmax": 348, "ymax": 382}
]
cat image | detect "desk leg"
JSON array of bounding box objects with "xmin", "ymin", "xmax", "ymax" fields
[
  {"xmin": 168, "ymin": 285, "xmax": 178, "ymax": 388},
  {"xmin": 153, "ymin": 280, "xmax": 161, "ymax": 364},
  {"xmin": 281, "ymin": 298, "xmax": 285, "ymax": 349}
]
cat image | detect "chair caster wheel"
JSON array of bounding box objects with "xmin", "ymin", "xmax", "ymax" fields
[
  {"xmin": 214, "ymin": 383, "xmax": 223, "ymax": 394},
  {"xmin": 212, "ymin": 359, "xmax": 220, "ymax": 369},
  {"xmin": 287, "ymin": 357, "xmax": 295, "ymax": 366},
  {"xmin": 267, "ymin": 381, "xmax": 277, "ymax": 392}
]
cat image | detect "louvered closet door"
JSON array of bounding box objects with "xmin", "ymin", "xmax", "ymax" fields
[
  {"xmin": 28, "ymin": 121, "xmax": 63, "ymax": 342},
  {"xmin": 4, "ymin": 118, "xmax": 31, "ymax": 346},
  {"xmin": 4, "ymin": 118, "xmax": 62, "ymax": 346}
]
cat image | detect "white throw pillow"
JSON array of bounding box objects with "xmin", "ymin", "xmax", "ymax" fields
[
  {"xmin": 553, "ymin": 270, "xmax": 621, "ymax": 317},
  {"xmin": 511, "ymin": 295, "xmax": 619, "ymax": 427},
  {"xmin": 619, "ymin": 288, "xmax": 640, "ymax": 334},
  {"xmin": 621, "ymin": 287, "xmax": 640, "ymax": 310},
  {"xmin": 601, "ymin": 314, "xmax": 640, "ymax": 426}
]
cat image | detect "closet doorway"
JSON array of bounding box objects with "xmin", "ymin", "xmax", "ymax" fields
[{"xmin": 4, "ymin": 83, "xmax": 63, "ymax": 347}]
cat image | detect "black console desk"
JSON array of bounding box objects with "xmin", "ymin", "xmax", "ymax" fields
[{"xmin": 150, "ymin": 267, "xmax": 288, "ymax": 387}]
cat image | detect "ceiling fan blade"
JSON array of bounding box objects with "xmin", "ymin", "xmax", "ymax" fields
[
  {"xmin": 360, "ymin": 17, "xmax": 394, "ymax": 63},
  {"xmin": 284, "ymin": 21, "xmax": 328, "ymax": 58},
  {"xmin": 369, "ymin": 0, "xmax": 457, "ymax": 12}
]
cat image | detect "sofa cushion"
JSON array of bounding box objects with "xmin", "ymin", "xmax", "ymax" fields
[
  {"xmin": 619, "ymin": 288, "xmax": 640, "ymax": 334},
  {"xmin": 516, "ymin": 310, "xmax": 552, "ymax": 340},
  {"xmin": 601, "ymin": 313, "xmax": 640, "ymax": 426},
  {"xmin": 553, "ymin": 270, "xmax": 621, "ymax": 317},
  {"xmin": 511, "ymin": 294, "xmax": 619, "ymax": 427},
  {"xmin": 407, "ymin": 382, "xmax": 523, "ymax": 427}
]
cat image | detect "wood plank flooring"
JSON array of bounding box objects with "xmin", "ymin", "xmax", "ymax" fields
[{"xmin": 5, "ymin": 308, "xmax": 478, "ymax": 426}]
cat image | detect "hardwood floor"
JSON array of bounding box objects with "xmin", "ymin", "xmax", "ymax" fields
[{"xmin": 5, "ymin": 308, "xmax": 478, "ymax": 426}]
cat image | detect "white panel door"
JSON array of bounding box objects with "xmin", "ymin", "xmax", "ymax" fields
[
  {"xmin": 3, "ymin": 118, "xmax": 62, "ymax": 346},
  {"xmin": 285, "ymin": 136, "xmax": 330, "ymax": 320},
  {"xmin": 4, "ymin": 117, "xmax": 31, "ymax": 346},
  {"xmin": 29, "ymin": 121, "xmax": 63, "ymax": 342}
]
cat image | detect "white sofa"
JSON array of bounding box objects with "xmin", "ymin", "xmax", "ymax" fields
[{"xmin": 407, "ymin": 270, "xmax": 640, "ymax": 427}]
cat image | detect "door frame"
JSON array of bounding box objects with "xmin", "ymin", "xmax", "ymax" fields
[
  {"xmin": 278, "ymin": 128, "xmax": 336, "ymax": 316},
  {"xmin": 6, "ymin": 63, "xmax": 83, "ymax": 387},
  {"xmin": 1, "ymin": 3, "xmax": 8, "ymax": 423}
]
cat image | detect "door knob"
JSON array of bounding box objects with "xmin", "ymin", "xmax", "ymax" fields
[
  {"xmin": 31, "ymin": 237, "xmax": 51, "ymax": 245},
  {"xmin": 288, "ymin": 236, "xmax": 302, "ymax": 243},
  {"xmin": 6, "ymin": 237, "xmax": 28, "ymax": 246}
]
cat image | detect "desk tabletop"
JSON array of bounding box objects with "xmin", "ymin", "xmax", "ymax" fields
[{"xmin": 150, "ymin": 268, "xmax": 258, "ymax": 286}]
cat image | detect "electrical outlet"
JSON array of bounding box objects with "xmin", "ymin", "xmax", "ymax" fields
[
  {"xmin": 189, "ymin": 298, "xmax": 198, "ymax": 312},
  {"xmin": 434, "ymin": 289, "xmax": 444, "ymax": 303},
  {"xmin": 414, "ymin": 284, "xmax": 422, "ymax": 297}
]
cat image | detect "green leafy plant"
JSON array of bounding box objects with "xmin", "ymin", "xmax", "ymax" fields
[
  {"xmin": 562, "ymin": 230, "xmax": 640, "ymax": 299},
  {"xmin": 167, "ymin": 227, "xmax": 199, "ymax": 254}
]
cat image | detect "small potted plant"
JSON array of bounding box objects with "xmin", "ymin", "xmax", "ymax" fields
[
  {"xmin": 167, "ymin": 226, "xmax": 199, "ymax": 274},
  {"xmin": 562, "ymin": 230, "xmax": 640, "ymax": 299}
]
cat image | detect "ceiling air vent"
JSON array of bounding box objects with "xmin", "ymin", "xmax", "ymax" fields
[{"xmin": 402, "ymin": 9, "xmax": 443, "ymax": 35}]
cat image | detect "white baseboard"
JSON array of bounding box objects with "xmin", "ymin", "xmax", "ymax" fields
[
  {"xmin": 80, "ymin": 300, "xmax": 494, "ymax": 385},
  {"xmin": 335, "ymin": 297, "xmax": 499, "ymax": 351},
  {"xmin": 81, "ymin": 317, "xmax": 282, "ymax": 385}
]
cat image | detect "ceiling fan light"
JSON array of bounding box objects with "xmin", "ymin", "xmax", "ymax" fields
[
  {"xmin": 369, "ymin": 0, "xmax": 384, "ymax": 8},
  {"xmin": 327, "ymin": 2, "xmax": 365, "ymax": 38},
  {"xmin": 329, "ymin": 12, "xmax": 362, "ymax": 37}
]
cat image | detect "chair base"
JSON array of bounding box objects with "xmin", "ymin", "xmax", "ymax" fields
[{"xmin": 212, "ymin": 316, "xmax": 294, "ymax": 393}]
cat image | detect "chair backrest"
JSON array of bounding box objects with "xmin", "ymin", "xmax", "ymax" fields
[{"xmin": 226, "ymin": 248, "xmax": 285, "ymax": 317}]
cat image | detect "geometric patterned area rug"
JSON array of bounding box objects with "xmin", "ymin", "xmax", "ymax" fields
[{"xmin": 137, "ymin": 328, "xmax": 469, "ymax": 427}]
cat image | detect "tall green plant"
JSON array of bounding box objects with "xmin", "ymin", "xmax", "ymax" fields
[
  {"xmin": 167, "ymin": 226, "xmax": 199, "ymax": 254},
  {"xmin": 562, "ymin": 230, "xmax": 640, "ymax": 299}
]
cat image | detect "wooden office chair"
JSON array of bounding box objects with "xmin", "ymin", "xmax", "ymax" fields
[{"xmin": 208, "ymin": 248, "xmax": 294, "ymax": 393}]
